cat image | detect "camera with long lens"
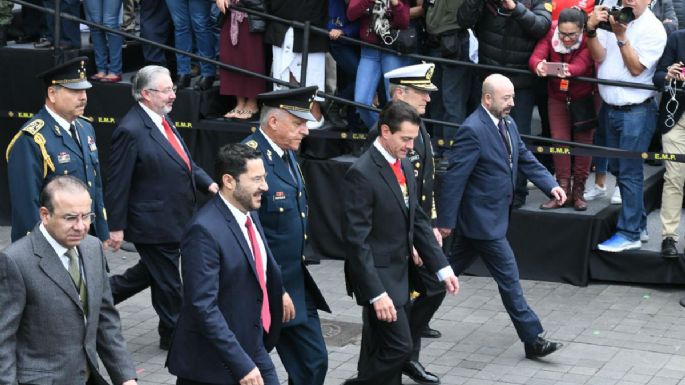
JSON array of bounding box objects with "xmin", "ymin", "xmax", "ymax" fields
[{"xmin": 596, "ymin": 0, "xmax": 635, "ymax": 31}]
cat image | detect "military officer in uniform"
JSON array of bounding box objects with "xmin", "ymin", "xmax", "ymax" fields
[
  {"xmin": 6, "ymin": 56, "xmax": 108, "ymax": 243},
  {"xmin": 242, "ymin": 86, "xmax": 331, "ymax": 385},
  {"xmin": 364, "ymin": 63, "xmax": 445, "ymax": 385}
]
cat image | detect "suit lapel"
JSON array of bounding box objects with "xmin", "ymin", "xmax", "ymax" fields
[
  {"xmin": 137, "ymin": 106, "xmax": 190, "ymax": 173},
  {"xmin": 255, "ymin": 130, "xmax": 297, "ymax": 188},
  {"xmin": 32, "ymin": 229, "xmax": 83, "ymax": 311},
  {"xmin": 370, "ymin": 147, "xmax": 408, "ymax": 217},
  {"xmin": 479, "ymin": 108, "xmax": 511, "ymax": 167},
  {"xmin": 42, "ymin": 111, "xmax": 83, "ymax": 159},
  {"xmin": 213, "ymin": 197, "xmax": 258, "ymax": 278},
  {"xmin": 79, "ymin": 242, "xmax": 99, "ymax": 321}
]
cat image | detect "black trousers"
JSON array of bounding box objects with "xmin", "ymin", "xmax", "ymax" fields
[
  {"xmin": 109, "ymin": 242, "xmax": 182, "ymax": 336},
  {"xmin": 139, "ymin": 0, "xmax": 172, "ymax": 66},
  {"xmin": 408, "ymin": 265, "xmax": 446, "ymax": 361},
  {"xmin": 345, "ymin": 304, "xmax": 412, "ymax": 385}
]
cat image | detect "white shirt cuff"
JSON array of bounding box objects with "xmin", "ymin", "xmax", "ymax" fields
[
  {"xmin": 436, "ymin": 266, "xmax": 455, "ymax": 281},
  {"xmin": 370, "ymin": 292, "xmax": 387, "ymax": 304}
]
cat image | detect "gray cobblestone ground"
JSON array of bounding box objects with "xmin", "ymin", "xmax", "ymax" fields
[{"xmin": 1, "ymin": 226, "xmax": 684, "ymax": 385}]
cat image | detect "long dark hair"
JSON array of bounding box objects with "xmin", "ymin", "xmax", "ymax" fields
[{"xmin": 558, "ymin": 6, "xmax": 587, "ymax": 30}]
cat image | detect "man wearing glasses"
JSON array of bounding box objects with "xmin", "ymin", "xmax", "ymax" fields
[
  {"xmin": 6, "ymin": 56, "xmax": 110, "ymax": 244},
  {"xmin": 0, "ymin": 175, "xmax": 138, "ymax": 385},
  {"xmin": 105, "ymin": 65, "xmax": 218, "ymax": 350}
]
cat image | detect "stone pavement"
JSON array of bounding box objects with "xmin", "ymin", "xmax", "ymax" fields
[{"xmin": 1, "ymin": 226, "xmax": 685, "ymax": 385}]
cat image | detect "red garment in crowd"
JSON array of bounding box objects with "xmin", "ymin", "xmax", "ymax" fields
[
  {"xmin": 219, "ymin": 12, "xmax": 266, "ymax": 99},
  {"xmin": 551, "ymin": 0, "xmax": 595, "ymax": 21}
]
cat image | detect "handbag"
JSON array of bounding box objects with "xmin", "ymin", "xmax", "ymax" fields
[
  {"xmin": 390, "ymin": 23, "xmax": 418, "ymax": 54},
  {"xmin": 438, "ymin": 29, "xmax": 462, "ymax": 59},
  {"xmin": 567, "ymin": 94, "xmax": 597, "ymax": 132}
]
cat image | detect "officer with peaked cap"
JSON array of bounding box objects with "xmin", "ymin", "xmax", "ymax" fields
[
  {"xmin": 242, "ymin": 86, "xmax": 331, "ymax": 385},
  {"xmin": 6, "ymin": 56, "xmax": 109, "ymax": 243},
  {"xmin": 365, "ymin": 62, "xmax": 445, "ymax": 385}
]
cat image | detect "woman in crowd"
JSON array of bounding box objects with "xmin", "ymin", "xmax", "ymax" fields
[
  {"xmin": 347, "ymin": 0, "xmax": 411, "ymax": 128},
  {"xmin": 85, "ymin": 0, "xmax": 124, "ymax": 83},
  {"xmin": 529, "ymin": 7, "xmax": 596, "ymax": 211},
  {"xmin": 216, "ymin": 0, "xmax": 266, "ymax": 121}
]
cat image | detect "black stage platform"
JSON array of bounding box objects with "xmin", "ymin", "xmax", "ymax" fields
[{"xmin": 1, "ymin": 45, "xmax": 683, "ymax": 287}]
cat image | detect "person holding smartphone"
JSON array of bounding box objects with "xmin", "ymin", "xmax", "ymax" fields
[{"xmin": 529, "ymin": 7, "xmax": 597, "ymax": 210}]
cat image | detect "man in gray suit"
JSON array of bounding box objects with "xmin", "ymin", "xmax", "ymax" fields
[{"xmin": 0, "ymin": 175, "xmax": 138, "ymax": 385}]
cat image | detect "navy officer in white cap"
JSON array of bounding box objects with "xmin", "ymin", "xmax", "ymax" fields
[
  {"xmin": 6, "ymin": 56, "xmax": 109, "ymax": 244},
  {"xmin": 366, "ymin": 62, "xmax": 444, "ymax": 385}
]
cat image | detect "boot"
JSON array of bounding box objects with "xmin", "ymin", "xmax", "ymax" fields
[
  {"xmin": 0, "ymin": 25, "xmax": 7, "ymax": 48},
  {"xmin": 540, "ymin": 178, "xmax": 570, "ymax": 210},
  {"xmin": 572, "ymin": 177, "xmax": 588, "ymax": 211}
]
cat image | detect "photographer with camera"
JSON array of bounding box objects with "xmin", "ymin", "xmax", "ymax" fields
[{"xmin": 586, "ymin": 0, "xmax": 666, "ymax": 252}]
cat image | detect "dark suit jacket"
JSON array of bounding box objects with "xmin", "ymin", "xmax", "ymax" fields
[
  {"xmin": 0, "ymin": 226, "xmax": 136, "ymax": 385},
  {"xmin": 242, "ymin": 130, "xmax": 330, "ymax": 327},
  {"xmin": 105, "ymin": 103, "xmax": 214, "ymax": 244},
  {"xmin": 436, "ymin": 106, "xmax": 557, "ymax": 240},
  {"xmin": 166, "ymin": 195, "xmax": 284, "ymax": 384},
  {"xmin": 654, "ymin": 29, "xmax": 685, "ymax": 134},
  {"xmin": 342, "ymin": 145, "xmax": 449, "ymax": 307}
]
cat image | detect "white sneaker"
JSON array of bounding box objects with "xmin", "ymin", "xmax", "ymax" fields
[
  {"xmin": 611, "ymin": 188, "xmax": 622, "ymax": 205},
  {"xmin": 584, "ymin": 184, "xmax": 606, "ymax": 201},
  {"xmin": 306, "ymin": 115, "xmax": 325, "ymax": 130},
  {"xmin": 640, "ymin": 229, "xmax": 649, "ymax": 243}
]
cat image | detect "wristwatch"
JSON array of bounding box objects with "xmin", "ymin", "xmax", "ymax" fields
[
  {"xmin": 617, "ymin": 39, "xmax": 628, "ymax": 48},
  {"xmin": 586, "ymin": 29, "xmax": 597, "ymax": 38}
]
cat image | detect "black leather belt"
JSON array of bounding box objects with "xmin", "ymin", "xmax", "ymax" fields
[{"xmin": 607, "ymin": 98, "xmax": 653, "ymax": 111}]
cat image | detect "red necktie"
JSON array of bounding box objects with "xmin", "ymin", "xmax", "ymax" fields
[
  {"xmin": 161, "ymin": 118, "xmax": 190, "ymax": 170},
  {"xmin": 245, "ymin": 216, "xmax": 271, "ymax": 333},
  {"xmin": 390, "ymin": 159, "xmax": 406, "ymax": 186}
]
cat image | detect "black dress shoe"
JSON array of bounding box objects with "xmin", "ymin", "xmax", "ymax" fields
[
  {"xmin": 194, "ymin": 75, "xmax": 215, "ymax": 90},
  {"xmin": 176, "ymin": 74, "xmax": 192, "ymax": 89},
  {"xmin": 159, "ymin": 333, "xmax": 171, "ymax": 350},
  {"xmin": 662, "ymin": 237, "xmax": 678, "ymax": 258},
  {"xmin": 402, "ymin": 361, "xmax": 440, "ymax": 384},
  {"xmin": 512, "ymin": 195, "xmax": 526, "ymax": 209},
  {"xmin": 524, "ymin": 336, "xmax": 563, "ymax": 359},
  {"xmin": 421, "ymin": 326, "xmax": 442, "ymax": 339}
]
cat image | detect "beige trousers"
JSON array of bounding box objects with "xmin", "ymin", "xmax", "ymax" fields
[{"xmin": 660, "ymin": 117, "xmax": 685, "ymax": 239}]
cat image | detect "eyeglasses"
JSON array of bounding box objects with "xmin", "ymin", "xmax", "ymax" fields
[
  {"xmin": 61, "ymin": 212, "xmax": 96, "ymax": 224},
  {"xmin": 146, "ymin": 86, "xmax": 177, "ymax": 95},
  {"xmin": 558, "ymin": 31, "xmax": 580, "ymax": 39}
]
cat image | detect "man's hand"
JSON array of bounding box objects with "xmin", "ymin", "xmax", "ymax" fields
[
  {"xmin": 373, "ymin": 294, "xmax": 397, "ymax": 322},
  {"xmin": 550, "ymin": 186, "xmax": 567, "ymax": 206},
  {"xmin": 215, "ymin": 0, "xmax": 229, "ymax": 13},
  {"xmin": 282, "ymin": 292, "xmax": 296, "ymax": 322},
  {"xmin": 240, "ymin": 367, "xmax": 264, "ymax": 385},
  {"xmin": 108, "ymin": 230, "xmax": 124, "ymax": 252},
  {"xmin": 432, "ymin": 227, "xmax": 443, "ymax": 247},
  {"xmin": 587, "ymin": 5, "xmax": 608, "ymax": 30},
  {"xmin": 329, "ymin": 29, "xmax": 343, "ymax": 40},
  {"xmin": 122, "ymin": 380, "xmax": 138, "ymax": 385},
  {"xmin": 442, "ymin": 275, "xmax": 460, "ymax": 295},
  {"xmin": 501, "ymin": 0, "xmax": 516, "ymax": 10},
  {"xmin": 609, "ymin": 15, "xmax": 627, "ymax": 40},
  {"xmin": 411, "ymin": 247, "xmax": 423, "ymax": 267},
  {"xmin": 666, "ymin": 62, "xmax": 684, "ymax": 81},
  {"xmin": 438, "ymin": 227, "xmax": 453, "ymax": 239},
  {"xmin": 208, "ymin": 183, "xmax": 219, "ymax": 194}
]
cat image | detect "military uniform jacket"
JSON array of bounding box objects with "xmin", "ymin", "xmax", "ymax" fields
[
  {"xmin": 6, "ymin": 107, "xmax": 108, "ymax": 242},
  {"xmin": 242, "ymin": 130, "xmax": 330, "ymax": 326}
]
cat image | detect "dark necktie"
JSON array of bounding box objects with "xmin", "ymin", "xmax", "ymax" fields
[
  {"xmin": 282, "ymin": 152, "xmax": 294, "ymax": 180},
  {"xmin": 498, "ymin": 119, "xmax": 512, "ymax": 157},
  {"xmin": 66, "ymin": 248, "xmax": 88, "ymax": 313},
  {"xmin": 162, "ymin": 118, "xmax": 190, "ymax": 170},
  {"xmin": 245, "ymin": 216, "xmax": 271, "ymax": 333},
  {"xmin": 69, "ymin": 123, "xmax": 81, "ymax": 149}
]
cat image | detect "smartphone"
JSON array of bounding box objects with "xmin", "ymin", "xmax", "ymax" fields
[{"xmin": 543, "ymin": 62, "xmax": 567, "ymax": 77}]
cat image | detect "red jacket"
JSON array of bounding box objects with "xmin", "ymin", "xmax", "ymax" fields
[
  {"xmin": 347, "ymin": 0, "xmax": 410, "ymax": 46},
  {"xmin": 529, "ymin": 21, "xmax": 596, "ymax": 101}
]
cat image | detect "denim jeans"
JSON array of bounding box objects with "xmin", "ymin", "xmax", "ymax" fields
[
  {"xmin": 354, "ymin": 46, "xmax": 413, "ymax": 128},
  {"xmin": 509, "ymin": 87, "xmax": 536, "ymax": 199},
  {"xmin": 165, "ymin": 0, "xmax": 216, "ymax": 77},
  {"xmin": 330, "ymin": 41, "xmax": 360, "ymax": 102},
  {"xmin": 603, "ymin": 100, "xmax": 657, "ymax": 241},
  {"xmin": 140, "ymin": 0, "xmax": 172, "ymax": 66},
  {"xmin": 593, "ymin": 103, "xmax": 609, "ymax": 174},
  {"xmin": 84, "ymin": 0, "xmax": 123, "ymax": 75},
  {"xmin": 43, "ymin": 0, "xmax": 81, "ymax": 47}
]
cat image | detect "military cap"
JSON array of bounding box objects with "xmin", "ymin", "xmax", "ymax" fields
[
  {"xmin": 384, "ymin": 63, "xmax": 438, "ymax": 92},
  {"xmin": 36, "ymin": 56, "xmax": 92, "ymax": 90},
  {"xmin": 257, "ymin": 86, "xmax": 318, "ymax": 121}
]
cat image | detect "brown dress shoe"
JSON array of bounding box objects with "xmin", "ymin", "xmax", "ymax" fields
[{"xmin": 572, "ymin": 177, "xmax": 588, "ymax": 211}]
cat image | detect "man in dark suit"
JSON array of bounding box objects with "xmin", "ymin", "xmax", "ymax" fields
[
  {"xmin": 365, "ymin": 63, "xmax": 446, "ymax": 384},
  {"xmin": 343, "ymin": 101, "xmax": 459, "ymax": 385},
  {"xmin": 167, "ymin": 143, "xmax": 284, "ymax": 385},
  {"xmin": 6, "ymin": 56, "xmax": 109, "ymax": 243},
  {"xmin": 242, "ymin": 86, "xmax": 331, "ymax": 385},
  {"xmin": 436, "ymin": 74, "xmax": 565, "ymax": 359},
  {"xmin": 105, "ymin": 65, "xmax": 218, "ymax": 350},
  {"xmin": 0, "ymin": 175, "xmax": 137, "ymax": 385}
]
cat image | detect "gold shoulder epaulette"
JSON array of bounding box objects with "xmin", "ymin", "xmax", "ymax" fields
[
  {"xmin": 78, "ymin": 115, "xmax": 94, "ymax": 123},
  {"xmin": 6, "ymin": 119, "xmax": 45, "ymax": 161},
  {"xmin": 245, "ymin": 140, "xmax": 258, "ymax": 149},
  {"xmin": 33, "ymin": 133, "xmax": 55, "ymax": 178}
]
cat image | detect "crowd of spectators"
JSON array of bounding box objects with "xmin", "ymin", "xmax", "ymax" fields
[{"xmin": 2, "ymin": 0, "xmax": 685, "ymax": 253}]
